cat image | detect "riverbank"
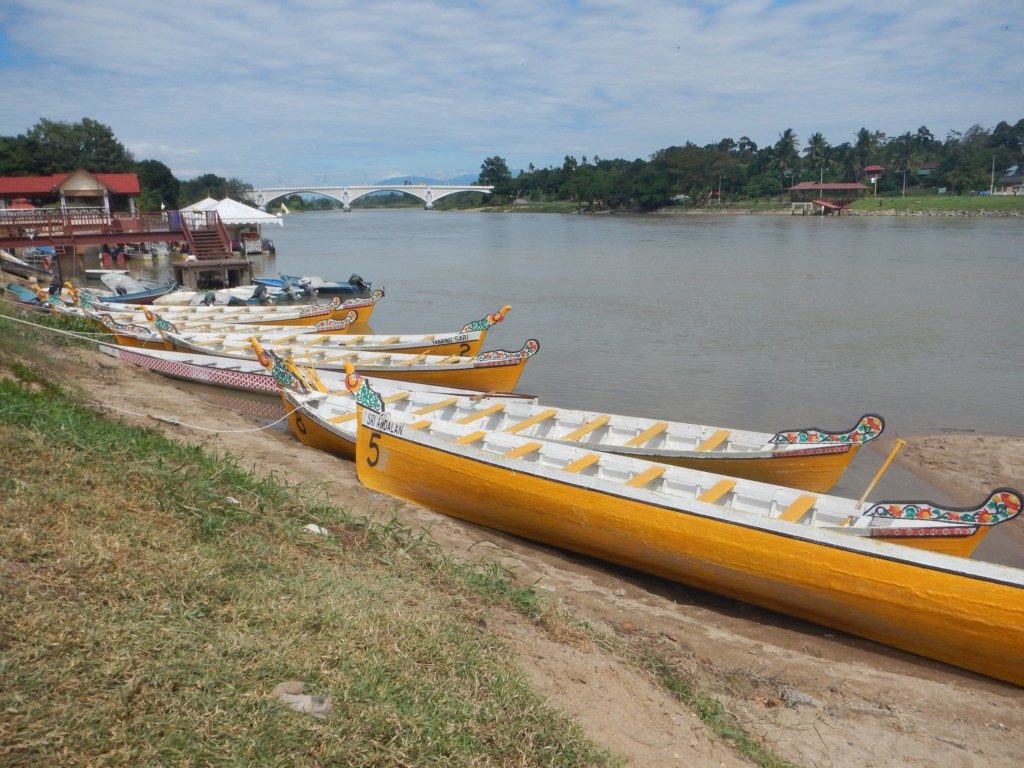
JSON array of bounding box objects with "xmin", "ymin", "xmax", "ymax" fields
[
  {"xmin": 475, "ymin": 194, "xmax": 1024, "ymax": 217},
  {"xmin": 2, "ymin": 302, "xmax": 1023, "ymax": 767}
]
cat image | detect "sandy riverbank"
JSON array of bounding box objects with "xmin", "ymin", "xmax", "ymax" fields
[{"xmin": 8, "ymin": 338, "xmax": 1023, "ymax": 767}]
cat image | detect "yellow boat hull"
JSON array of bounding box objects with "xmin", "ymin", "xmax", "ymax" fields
[
  {"xmin": 356, "ymin": 361, "xmax": 527, "ymax": 392},
  {"xmin": 280, "ymin": 393, "xmax": 357, "ymax": 459},
  {"xmin": 641, "ymin": 444, "xmax": 859, "ymax": 494},
  {"xmin": 355, "ymin": 424, "xmax": 1024, "ymax": 687}
]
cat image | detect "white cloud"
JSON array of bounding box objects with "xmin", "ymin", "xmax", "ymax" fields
[{"xmin": 1, "ymin": 0, "xmax": 1021, "ymax": 184}]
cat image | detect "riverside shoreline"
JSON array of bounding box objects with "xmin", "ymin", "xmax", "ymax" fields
[{"xmin": 4, "ymin": 324, "xmax": 1022, "ymax": 766}]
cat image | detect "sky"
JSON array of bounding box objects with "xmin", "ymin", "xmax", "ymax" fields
[{"xmin": 0, "ymin": 1, "xmax": 1021, "ymax": 187}]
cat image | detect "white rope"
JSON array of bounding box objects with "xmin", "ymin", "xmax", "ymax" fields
[
  {"xmin": 0, "ymin": 299, "xmax": 112, "ymax": 340},
  {"xmin": 88, "ymin": 399, "xmax": 299, "ymax": 434},
  {"xmin": 1, "ymin": 298, "xmax": 299, "ymax": 435}
]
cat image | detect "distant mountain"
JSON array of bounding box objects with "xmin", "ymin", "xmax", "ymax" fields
[{"xmin": 374, "ymin": 173, "xmax": 482, "ymax": 186}]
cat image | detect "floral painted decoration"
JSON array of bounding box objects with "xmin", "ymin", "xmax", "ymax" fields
[
  {"xmin": 344, "ymin": 369, "xmax": 384, "ymax": 414},
  {"xmin": 99, "ymin": 314, "xmax": 150, "ymax": 336},
  {"xmin": 865, "ymin": 489, "xmax": 1022, "ymax": 525},
  {"xmin": 474, "ymin": 339, "xmax": 540, "ymax": 366},
  {"xmin": 461, "ymin": 305, "xmax": 511, "ymax": 333},
  {"xmin": 769, "ymin": 414, "xmax": 885, "ymax": 445},
  {"xmin": 142, "ymin": 309, "xmax": 178, "ymax": 334},
  {"xmin": 266, "ymin": 349, "xmax": 304, "ymax": 392}
]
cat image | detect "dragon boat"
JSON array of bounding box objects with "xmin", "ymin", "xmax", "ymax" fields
[
  {"xmin": 257, "ymin": 357, "xmax": 882, "ymax": 493},
  {"xmin": 67, "ymin": 287, "xmax": 384, "ymax": 327},
  {"xmin": 94, "ymin": 306, "xmax": 512, "ymax": 357},
  {"xmin": 344, "ymin": 374, "xmax": 1024, "ymax": 687}
]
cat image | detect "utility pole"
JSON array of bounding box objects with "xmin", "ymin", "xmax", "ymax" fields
[{"xmin": 990, "ymin": 155, "xmax": 995, "ymax": 194}]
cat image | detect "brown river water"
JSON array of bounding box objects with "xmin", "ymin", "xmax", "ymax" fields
[{"xmin": 120, "ymin": 209, "xmax": 1022, "ymax": 506}]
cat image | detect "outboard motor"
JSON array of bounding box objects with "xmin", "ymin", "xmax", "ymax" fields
[
  {"xmin": 282, "ymin": 282, "xmax": 297, "ymax": 300},
  {"xmin": 48, "ymin": 279, "xmax": 61, "ymax": 297},
  {"xmin": 348, "ymin": 273, "xmax": 368, "ymax": 292},
  {"xmin": 252, "ymin": 283, "xmax": 270, "ymax": 304},
  {"xmin": 200, "ymin": 290, "xmax": 218, "ymax": 306},
  {"xmin": 116, "ymin": 285, "xmax": 128, "ymax": 296}
]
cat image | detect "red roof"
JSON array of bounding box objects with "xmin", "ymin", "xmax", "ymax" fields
[
  {"xmin": 788, "ymin": 182, "xmax": 869, "ymax": 191},
  {"xmin": 0, "ymin": 171, "xmax": 140, "ymax": 196},
  {"xmin": 863, "ymin": 164, "xmax": 886, "ymax": 172}
]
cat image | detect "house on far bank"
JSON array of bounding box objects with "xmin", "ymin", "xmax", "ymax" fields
[
  {"xmin": 0, "ymin": 169, "xmax": 140, "ymax": 213},
  {"xmin": 994, "ymin": 165, "xmax": 1022, "ymax": 195},
  {"xmin": 787, "ymin": 181, "xmax": 870, "ymax": 215}
]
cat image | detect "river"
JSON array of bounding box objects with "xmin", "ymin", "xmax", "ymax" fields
[{"xmin": 127, "ymin": 208, "xmax": 1023, "ymax": 548}]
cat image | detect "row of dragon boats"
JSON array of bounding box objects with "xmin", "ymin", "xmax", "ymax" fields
[{"xmin": 10, "ymin": 279, "xmax": 1024, "ymax": 687}]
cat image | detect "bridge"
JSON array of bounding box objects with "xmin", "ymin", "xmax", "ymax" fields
[{"xmin": 251, "ymin": 183, "xmax": 494, "ymax": 211}]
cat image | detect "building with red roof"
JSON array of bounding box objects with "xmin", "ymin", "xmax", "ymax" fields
[
  {"xmin": 0, "ymin": 169, "xmax": 140, "ymax": 213},
  {"xmin": 787, "ymin": 181, "xmax": 869, "ymax": 205}
]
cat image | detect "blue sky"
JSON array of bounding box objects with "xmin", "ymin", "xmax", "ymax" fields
[{"xmin": 0, "ymin": 1, "xmax": 1021, "ymax": 186}]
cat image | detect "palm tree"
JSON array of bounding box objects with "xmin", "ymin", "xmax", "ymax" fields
[
  {"xmin": 774, "ymin": 129, "xmax": 800, "ymax": 195},
  {"xmin": 854, "ymin": 127, "xmax": 874, "ymax": 177},
  {"xmin": 832, "ymin": 143, "xmax": 859, "ymax": 182},
  {"xmin": 804, "ymin": 132, "xmax": 830, "ymax": 183},
  {"xmin": 889, "ymin": 133, "xmax": 920, "ymax": 197}
]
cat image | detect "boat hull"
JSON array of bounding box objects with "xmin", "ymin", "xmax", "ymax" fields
[
  {"xmin": 616, "ymin": 444, "xmax": 859, "ymax": 494},
  {"xmin": 355, "ymin": 420, "xmax": 1024, "ymax": 687}
]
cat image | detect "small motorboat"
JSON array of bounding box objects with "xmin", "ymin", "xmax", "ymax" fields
[{"xmin": 255, "ymin": 273, "xmax": 373, "ymax": 296}]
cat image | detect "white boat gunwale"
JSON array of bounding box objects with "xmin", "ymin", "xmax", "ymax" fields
[{"xmin": 357, "ymin": 407, "xmax": 1024, "ymax": 588}]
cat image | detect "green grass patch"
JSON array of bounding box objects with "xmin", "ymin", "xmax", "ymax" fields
[
  {"xmin": 0, "ymin": 373, "xmax": 614, "ymax": 766},
  {"xmin": 850, "ymin": 193, "xmax": 1024, "ymax": 214}
]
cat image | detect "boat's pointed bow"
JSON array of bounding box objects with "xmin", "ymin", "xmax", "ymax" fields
[
  {"xmin": 343, "ymin": 362, "xmax": 384, "ymax": 413},
  {"xmin": 769, "ymin": 413, "xmax": 885, "ymax": 446},
  {"xmin": 864, "ymin": 486, "xmax": 1023, "ymax": 525}
]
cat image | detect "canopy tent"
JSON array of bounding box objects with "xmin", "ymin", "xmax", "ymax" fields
[
  {"xmin": 182, "ymin": 196, "xmax": 219, "ymax": 212},
  {"xmin": 187, "ymin": 197, "xmax": 284, "ymax": 226}
]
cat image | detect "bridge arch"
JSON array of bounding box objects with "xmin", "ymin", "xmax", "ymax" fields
[{"xmin": 252, "ymin": 184, "xmax": 494, "ymax": 211}]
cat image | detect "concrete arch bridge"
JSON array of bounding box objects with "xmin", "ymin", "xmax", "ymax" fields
[{"xmin": 252, "ymin": 184, "xmax": 493, "ymax": 211}]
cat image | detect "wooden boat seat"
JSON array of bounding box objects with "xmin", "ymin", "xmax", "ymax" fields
[
  {"xmin": 434, "ymin": 355, "xmax": 465, "ymax": 365},
  {"xmin": 342, "ymin": 335, "xmax": 366, "ymax": 345},
  {"xmin": 697, "ymin": 479, "xmax": 736, "ymax": 503},
  {"xmin": 626, "ymin": 466, "xmax": 667, "ymax": 488},
  {"xmin": 413, "ymin": 397, "xmax": 459, "ymax": 415},
  {"xmin": 456, "ymin": 403, "xmax": 506, "ymax": 424},
  {"xmin": 393, "ymin": 352, "xmax": 429, "ymax": 366},
  {"xmin": 327, "ymin": 412, "xmax": 357, "ymax": 424},
  {"xmin": 504, "ymin": 409, "xmax": 559, "ymax": 435},
  {"xmin": 383, "ymin": 392, "xmax": 411, "ymax": 404},
  {"xmin": 504, "ymin": 441, "xmax": 542, "ymax": 459},
  {"xmin": 778, "ymin": 494, "xmax": 817, "ymax": 523},
  {"xmin": 695, "ymin": 429, "xmax": 730, "ymax": 452},
  {"xmin": 560, "ymin": 415, "xmax": 611, "ymax": 442},
  {"xmin": 456, "ymin": 430, "xmax": 487, "ymax": 445},
  {"xmin": 563, "ymin": 453, "xmax": 601, "ymax": 473},
  {"xmin": 623, "ymin": 421, "xmax": 669, "ymax": 448}
]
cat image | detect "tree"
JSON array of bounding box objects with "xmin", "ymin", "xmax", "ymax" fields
[
  {"xmin": 889, "ymin": 133, "xmax": 919, "ymax": 196},
  {"xmin": 772, "ymin": 129, "xmax": 800, "ymax": 197},
  {"xmin": 25, "ymin": 117, "xmax": 134, "ymax": 173},
  {"xmin": 853, "ymin": 127, "xmax": 875, "ymax": 176},
  {"xmin": 134, "ymin": 159, "xmax": 179, "ymax": 212},
  {"xmin": 477, "ymin": 155, "xmax": 512, "ymax": 195},
  {"xmin": 803, "ymin": 132, "xmax": 830, "ymax": 183}
]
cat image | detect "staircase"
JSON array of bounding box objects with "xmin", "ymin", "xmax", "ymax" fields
[{"xmin": 181, "ymin": 212, "xmax": 232, "ymax": 259}]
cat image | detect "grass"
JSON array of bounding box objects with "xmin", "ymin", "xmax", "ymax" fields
[
  {"xmin": 0, "ymin": 365, "xmax": 615, "ymax": 766},
  {"xmin": 0, "ymin": 296, "xmax": 799, "ymax": 767},
  {"xmin": 850, "ymin": 193, "xmax": 1024, "ymax": 214}
]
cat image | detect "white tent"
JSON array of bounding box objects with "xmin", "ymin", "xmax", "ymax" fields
[
  {"xmin": 211, "ymin": 197, "xmax": 283, "ymax": 227},
  {"xmin": 180, "ymin": 196, "xmax": 283, "ymax": 226},
  {"xmin": 182, "ymin": 196, "xmax": 218, "ymax": 212}
]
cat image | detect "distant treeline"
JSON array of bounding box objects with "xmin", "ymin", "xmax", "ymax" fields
[
  {"xmin": 477, "ymin": 119, "xmax": 1024, "ymax": 210},
  {"xmin": 2, "ymin": 116, "xmax": 1022, "ymax": 213}
]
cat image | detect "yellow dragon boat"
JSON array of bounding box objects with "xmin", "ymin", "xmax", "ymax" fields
[
  {"xmin": 259, "ymin": 357, "xmax": 881, "ymax": 492},
  {"xmin": 230, "ymin": 337, "xmax": 540, "ymax": 392},
  {"xmin": 343, "ymin": 374, "xmax": 1024, "ymax": 687},
  {"xmin": 64, "ymin": 286, "xmax": 384, "ymax": 327},
  {"xmin": 90, "ymin": 305, "xmax": 512, "ymax": 357}
]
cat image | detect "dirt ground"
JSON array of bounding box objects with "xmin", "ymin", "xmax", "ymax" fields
[{"xmin": 28, "ymin": 346, "xmax": 1024, "ymax": 767}]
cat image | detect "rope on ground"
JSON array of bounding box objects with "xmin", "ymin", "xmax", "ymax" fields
[
  {"xmin": 88, "ymin": 399, "xmax": 298, "ymax": 434},
  {"xmin": 0, "ymin": 299, "xmax": 114, "ymax": 340},
  {"xmin": 1, "ymin": 296, "xmax": 295, "ymax": 435}
]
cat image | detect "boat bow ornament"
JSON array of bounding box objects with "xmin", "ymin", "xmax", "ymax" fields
[
  {"xmin": 251, "ymin": 184, "xmax": 495, "ymax": 211},
  {"xmin": 769, "ymin": 414, "xmax": 885, "ymax": 445}
]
